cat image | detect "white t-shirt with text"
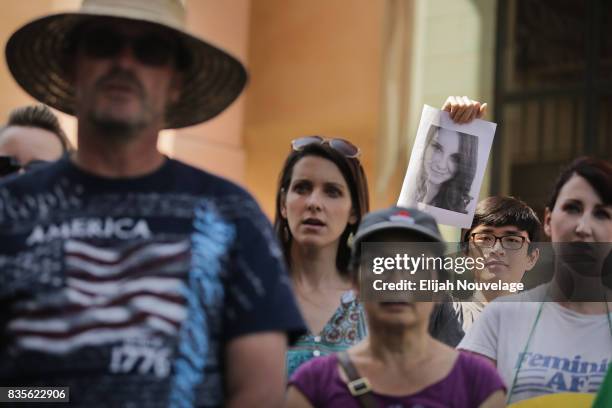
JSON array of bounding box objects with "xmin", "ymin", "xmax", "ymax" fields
[{"xmin": 458, "ymin": 285, "xmax": 612, "ymax": 404}]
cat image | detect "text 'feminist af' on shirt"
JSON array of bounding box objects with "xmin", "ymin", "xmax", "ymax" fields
[{"xmin": 459, "ymin": 285, "xmax": 612, "ymax": 404}]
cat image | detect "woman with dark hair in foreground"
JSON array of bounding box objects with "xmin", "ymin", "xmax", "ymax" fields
[{"xmin": 460, "ymin": 157, "xmax": 612, "ymax": 405}]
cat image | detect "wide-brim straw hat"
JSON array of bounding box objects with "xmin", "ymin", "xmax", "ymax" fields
[{"xmin": 5, "ymin": 0, "xmax": 248, "ymax": 129}]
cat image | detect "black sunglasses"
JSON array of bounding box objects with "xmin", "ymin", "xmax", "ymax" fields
[
  {"xmin": 291, "ymin": 136, "xmax": 361, "ymax": 158},
  {"xmin": 78, "ymin": 27, "xmax": 178, "ymax": 67}
]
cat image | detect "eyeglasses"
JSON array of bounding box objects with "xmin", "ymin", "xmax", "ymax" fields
[
  {"xmin": 78, "ymin": 28, "xmax": 178, "ymax": 67},
  {"xmin": 291, "ymin": 136, "xmax": 361, "ymax": 158},
  {"xmin": 0, "ymin": 156, "xmax": 49, "ymax": 177},
  {"xmin": 470, "ymin": 233, "xmax": 527, "ymax": 250}
]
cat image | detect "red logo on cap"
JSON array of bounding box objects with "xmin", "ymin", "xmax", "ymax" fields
[{"xmin": 389, "ymin": 210, "xmax": 414, "ymax": 224}]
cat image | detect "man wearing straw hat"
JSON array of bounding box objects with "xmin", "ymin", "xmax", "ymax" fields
[{"xmin": 0, "ymin": 1, "xmax": 305, "ymax": 406}]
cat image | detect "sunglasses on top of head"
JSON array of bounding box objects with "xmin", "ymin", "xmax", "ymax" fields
[{"xmin": 291, "ymin": 136, "xmax": 361, "ymax": 159}]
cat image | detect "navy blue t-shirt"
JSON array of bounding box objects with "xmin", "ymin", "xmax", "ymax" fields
[{"xmin": 0, "ymin": 157, "xmax": 305, "ymax": 407}]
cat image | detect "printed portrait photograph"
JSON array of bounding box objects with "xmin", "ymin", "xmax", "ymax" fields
[
  {"xmin": 414, "ymin": 124, "xmax": 479, "ymax": 214},
  {"xmin": 398, "ymin": 105, "xmax": 495, "ymax": 228}
]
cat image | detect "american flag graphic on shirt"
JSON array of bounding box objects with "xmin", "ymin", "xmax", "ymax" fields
[{"xmin": 7, "ymin": 238, "xmax": 191, "ymax": 355}]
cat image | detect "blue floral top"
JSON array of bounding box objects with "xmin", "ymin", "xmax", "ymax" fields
[{"xmin": 286, "ymin": 291, "xmax": 367, "ymax": 377}]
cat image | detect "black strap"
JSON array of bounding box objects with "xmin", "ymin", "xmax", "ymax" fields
[{"xmin": 337, "ymin": 351, "xmax": 378, "ymax": 408}]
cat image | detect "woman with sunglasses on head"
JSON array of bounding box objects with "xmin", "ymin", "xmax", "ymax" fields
[
  {"xmin": 276, "ymin": 97, "xmax": 487, "ymax": 377},
  {"xmin": 459, "ymin": 157, "xmax": 612, "ymax": 406},
  {"xmin": 275, "ymin": 135, "xmax": 369, "ymax": 378}
]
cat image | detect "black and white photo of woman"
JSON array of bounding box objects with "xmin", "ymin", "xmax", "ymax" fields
[{"xmin": 415, "ymin": 125, "xmax": 478, "ymax": 214}]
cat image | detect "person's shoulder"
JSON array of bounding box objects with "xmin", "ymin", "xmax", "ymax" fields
[
  {"xmin": 0, "ymin": 159, "xmax": 65, "ymax": 192},
  {"xmin": 291, "ymin": 353, "xmax": 338, "ymax": 382},
  {"xmin": 517, "ymin": 283, "xmax": 550, "ymax": 301},
  {"xmin": 455, "ymin": 351, "xmax": 504, "ymax": 391},
  {"xmin": 457, "ymin": 350, "xmax": 496, "ymax": 372},
  {"xmin": 489, "ymin": 283, "xmax": 548, "ymax": 306},
  {"xmin": 456, "ymin": 351, "xmax": 506, "ymax": 403},
  {"xmin": 169, "ymin": 159, "xmax": 265, "ymax": 218},
  {"xmin": 289, "ymin": 354, "xmax": 341, "ymax": 408},
  {"xmin": 469, "ymin": 285, "xmax": 544, "ymax": 328},
  {"xmin": 168, "ymin": 159, "xmax": 252, "ymax": 198}
]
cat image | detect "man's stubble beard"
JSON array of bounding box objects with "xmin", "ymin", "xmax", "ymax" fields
[
  {"xmin": 84, "ymin": 67, "xmax": 160, "ymax": 142},
  {"xmin": 87, "ymin": 100, "xmax": 154, "ymax": 142}
]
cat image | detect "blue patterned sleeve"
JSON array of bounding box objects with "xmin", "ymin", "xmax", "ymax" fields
[{"xmin": 218, "ymin": 194, "xmax": 306, "ymax": 342}]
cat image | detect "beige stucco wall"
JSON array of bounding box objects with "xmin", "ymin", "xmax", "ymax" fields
[
  {"xmin": 1, "ymin": 1, "xmax": 57, "ymax": 124},
  {"xmin": 167, "ymin": 0, "xmax": 251, "ymax": 184},
  {"xmin": 243, "ymin": 0, "xmax": 386, "ymax": 218}
]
